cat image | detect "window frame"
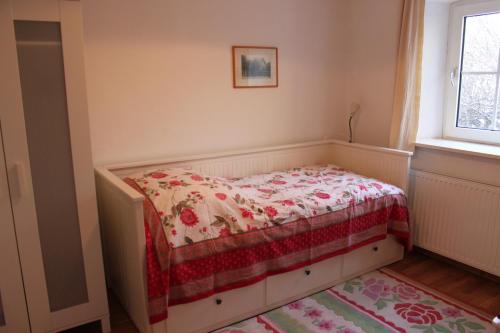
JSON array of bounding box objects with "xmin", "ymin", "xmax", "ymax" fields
[{"xmin": 444, "ymin": 0, "xmax": 500, "ymax": 145}]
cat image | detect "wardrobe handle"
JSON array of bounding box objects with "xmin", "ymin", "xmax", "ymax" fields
[{"xmin": 11, "ymin": 162, "xmax": 27, "ymax": 198}]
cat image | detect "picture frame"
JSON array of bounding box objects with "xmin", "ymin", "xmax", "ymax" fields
[{"xmin": 232, "ymin": 46, "xmax": 278, "ymax": 88}]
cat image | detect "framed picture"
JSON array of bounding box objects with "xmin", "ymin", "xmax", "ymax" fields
[{"xmin": 232, "ymin": 46, "xmax": 278, "ymax": 88}]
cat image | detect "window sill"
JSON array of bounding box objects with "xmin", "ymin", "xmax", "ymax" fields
[{"xmin": 415, "ymin": 138, "xmax": 500, "ymax": 161}]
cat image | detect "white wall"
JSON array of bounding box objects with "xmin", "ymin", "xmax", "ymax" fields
[
  {"xmin": 418, "ymin": 2, "xmax": 450, "ymax": 139},
  {"xmin": 82, "ymin": 0, "xmax": 347, "ymax": 165},
  {"xmin": 340, "ymin": 0, "xmax": 403, "ymax": 147}
]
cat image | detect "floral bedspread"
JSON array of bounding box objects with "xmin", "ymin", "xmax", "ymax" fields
[
  {"xmin": 124, "ymin": 164, "xmax": 411, "ymax": 324},
  {"xmin": 129, "ymin": 165, "xmax": 406, "ymax": 248}
]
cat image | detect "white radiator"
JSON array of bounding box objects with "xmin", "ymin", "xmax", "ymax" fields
[{"xmin": 410, "ymin": 170, "xmax": 500, "ymax": 277}]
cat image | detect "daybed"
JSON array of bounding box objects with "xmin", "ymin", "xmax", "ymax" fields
[{"xmin": 95, "ymin": 140, "xmax": 413, "ymax": 333}]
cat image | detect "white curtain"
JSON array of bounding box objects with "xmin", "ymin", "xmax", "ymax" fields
[{"xmin": 389, "ymin": 0, "xmax": 426, "ymax": 151}]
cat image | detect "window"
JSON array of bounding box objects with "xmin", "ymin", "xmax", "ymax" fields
[{"xmin": 445, "ymin": 1, "xmax": 500, "ymax": 144}]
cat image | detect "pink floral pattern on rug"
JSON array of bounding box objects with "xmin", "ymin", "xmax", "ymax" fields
[
  {"xmin": 214, "ymin": 270, "xmax": 494, "ymax": 333},
  {"xmin": 128, "ymin": 165, "xmax": 405, "ymax": 248}
]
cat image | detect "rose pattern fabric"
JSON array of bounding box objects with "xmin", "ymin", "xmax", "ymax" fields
[
  {"xmin": 394, "ymin": 303, "xmax": 443, "ymax": 325},
  {"xmin": 392, "ymin": 284, "xmax": 420, "ymax": 301},
  {"xmin": 179, "ymin": 208, "xmax": 199, "ymax": 227},
  {"xmin": 288, "ymin": 301, "xmax": 305, "ymax": 310},
  {"xmin": 215, "ymin": 271, "xmax": 493, "ymax": 333},
  {"xmin": 283, "ymin": 301, "xmax": 364, "ymax": 333},
  {"xmin": 125, "ymin": 164, "xmax": 411, "ymax": 324},
  {"xmin": 128, "ymin": 164, "xmax": 406, "ymax": 248},
  {"xmin": 337, "ymin": 271, "xmax": 491, "ymax": 333},
  {"xmin": 442, "ymin": 307, "xmax": 463, "ymax": 318},
  {"xmin": 361, "ymin": 278, "xmax": 391, "ymax": 301},
  {"xmin": 305, "ymin": 309, "xmax": 323, "ymax": 318}
]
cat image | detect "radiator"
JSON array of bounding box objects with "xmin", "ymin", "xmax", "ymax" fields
[{"xmin": 410, "ymin": 170, "xmax": 500, "ymax": 277}]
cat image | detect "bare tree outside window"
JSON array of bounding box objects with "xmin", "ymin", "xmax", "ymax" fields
[{"xmin": 458, "ymin": 12, "xmax": 500, "ymax": 131}]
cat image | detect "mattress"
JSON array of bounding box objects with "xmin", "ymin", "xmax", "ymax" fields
[{"xmin": 125, "ymin": 165, "xmax": 410, "ymax": 324}]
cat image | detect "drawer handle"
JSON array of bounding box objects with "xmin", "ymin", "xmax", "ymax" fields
[
  {"xmin": 493, "ymin": 315, "xmax": 500, "ymax": 328},
  {"xmin": 373, "ymin": 246, "xmax": 379, "ymax": 252},
  {"xmin": 305, "ymin": 269, "xmax": 311, "ymax": 276},
  {"xmin": 215, "ymin": 298, "xmax": 222, "ymax": 305}
]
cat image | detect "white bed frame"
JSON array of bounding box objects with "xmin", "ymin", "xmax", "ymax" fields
[{"xmin": 95, "ymin": 139, "xmax": 412, "ymax": 333}]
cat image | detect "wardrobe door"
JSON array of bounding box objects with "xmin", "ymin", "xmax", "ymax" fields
[
  {"xmin": 0, "ymin": 1, "xmax": 108, "ymax": 332},
  {"xmin": 0, "ymin": 2, "xmax": 50, "ymax": 331},
  {"xmin": 0, "ymin": 125, "xmax": 30, "ymax": 333}
]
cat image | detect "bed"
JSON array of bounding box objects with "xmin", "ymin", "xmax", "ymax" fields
[{"xmin": 95, "ymin": 140, "xmax": 413, "ymax": 333}]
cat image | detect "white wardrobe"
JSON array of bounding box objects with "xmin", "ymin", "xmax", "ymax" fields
[{"xmin": 0, "ymin": 0, "xmax": 109, "ymax": 332}]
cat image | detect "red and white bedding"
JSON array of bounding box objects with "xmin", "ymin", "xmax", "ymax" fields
[{"xmin": 124, "ymin": 165, "xmax": 411, "ymax": 324}]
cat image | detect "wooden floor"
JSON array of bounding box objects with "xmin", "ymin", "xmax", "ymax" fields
[
  {"xmin": 386, "ymin": 251, "xmax": 500, "ymax": 317},
  {"xmin": 62, "ymin": 292, "xmax": 139, "ymax": 333},
  {"xmin": 65, "ymin": 251, "xmax": 500, "ymax": 333}
]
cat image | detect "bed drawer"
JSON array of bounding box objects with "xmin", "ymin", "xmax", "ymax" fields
[
  {"xmin": 167, "ymin": 281, "xmax": 265, "ymax": 333},
  {"xmin": 167, "ymin": 281, "xmax": 266, "ymax": 333},
  {"xmin": 167, "ymin": 296, "xmax": 216, "ymax": 333},
  {"xmin": 266, "ymin": 256, "xmax": 342, "ymax": 306},
  {"xmin": 342, "ymin": 237, "xmax": 404, "ymax": 278},
  {"xmin": 213, "ymin": 280, "xmax": 266, "ymax": 323}
]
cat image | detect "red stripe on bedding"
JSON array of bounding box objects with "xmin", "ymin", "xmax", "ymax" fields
[
  {"xmin": 168, "ymin": 234, "xmax": 390, "ymax": 307},
  {"xmin": 168, "ymin": 206, "xmax": 406, "ymax": 285}
]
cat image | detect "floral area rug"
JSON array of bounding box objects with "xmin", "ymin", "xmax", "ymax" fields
[{"xmin": 213, "ymin": 270, "xmax": 494, "ymax": 333}]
